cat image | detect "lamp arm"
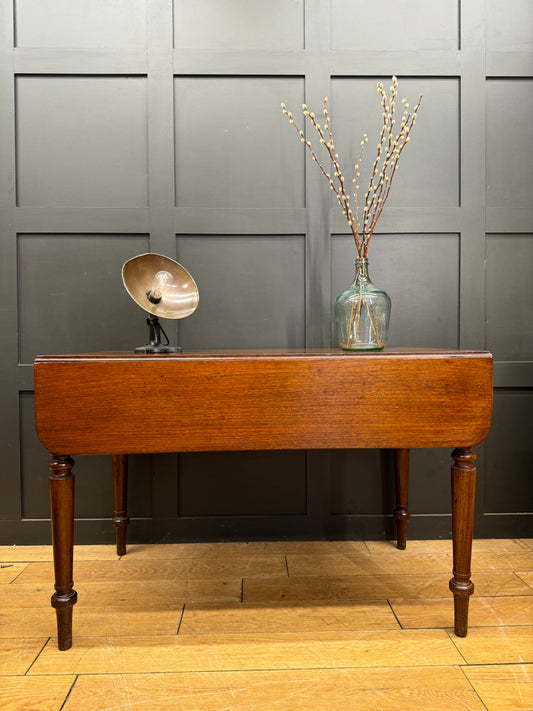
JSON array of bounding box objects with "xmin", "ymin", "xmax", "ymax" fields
[{"xmin": 147, "ymin": 315, "xmax": 170, "ymax": 348}]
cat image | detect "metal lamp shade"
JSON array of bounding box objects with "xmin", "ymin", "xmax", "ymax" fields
[{"xmin": 122, "ymin": 253, "xmax": 199, "ymax": 320}]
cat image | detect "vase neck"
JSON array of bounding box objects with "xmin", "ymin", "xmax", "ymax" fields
[{"xmin": 353, "ymin": 257, "xmax": 370, "ymax": 285}]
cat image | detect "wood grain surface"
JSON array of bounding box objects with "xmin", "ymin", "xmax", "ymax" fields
[
  {"xmin": 1, "ymin": 539, "xmax": 531, "ymax": 710},
  {"xmin": 34, "ymin": 349, "xmax": 493, "ymax": 454}
]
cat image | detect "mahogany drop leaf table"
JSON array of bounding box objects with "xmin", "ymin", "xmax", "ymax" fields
[{"xmin": 34, "ymin": 348, "xmax": 493, "ymax": 650}]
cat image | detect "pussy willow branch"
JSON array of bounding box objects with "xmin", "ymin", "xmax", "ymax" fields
[
  {"xmin": 364, "ymin": 95, "xmax": 422, "ymax": 256},
  {"xmin": 353, "ymin": 136, "xmax": 367, "ymax": 237},
  {"xmin": 281, "ymin": 77, "xmax": 421, "ymax": 258},
  {"xmin": 363, "ymin": 82, "xmax": 390, "ymax": 239},
  {"xmin": 320, "ymin": 99, "xmax": 355, "ymax": 232},
  {"xmin": 281, "ymin": 100, "xmax": 363, "ymax": 256}
]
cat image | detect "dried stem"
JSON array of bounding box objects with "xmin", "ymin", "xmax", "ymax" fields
[
  {"xmin": 365, "ymin": 300, "xmax": 382, "ymax": 348},
  {"xmin": 281, "ymin": 77, "xmax": 422, "ymax": 259},
  {"xmin": 281, "ymin": 99, "xmax": 364, "ymax": 257},
  {"xmin": 364, "ymin": 95, "xmax": 422, "ymax": 255}
]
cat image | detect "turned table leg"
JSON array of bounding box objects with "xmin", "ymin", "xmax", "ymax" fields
[
  {"xmin": 449, "ymin": 447, "xmax": 476, "ymax": 637},
  {"xmin": 49, "ymin": 454, "xmax": 77, "ymax": 651},
  {"xmin": 112, "ymin": 454, "xmax": 130, "ymax": 556},
  {"xmin": 394, "ymin": 448, "xmax": 411, "ymax": 550}
]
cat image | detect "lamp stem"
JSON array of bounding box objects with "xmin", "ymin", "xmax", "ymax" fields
[{"xmin": 134, "ymin": 315, "xmax": 182, "ymax": 353}]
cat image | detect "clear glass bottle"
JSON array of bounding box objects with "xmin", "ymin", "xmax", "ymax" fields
[{"xmin": 335, "ymin": 258, "xmax": 391, "ymax": 351}]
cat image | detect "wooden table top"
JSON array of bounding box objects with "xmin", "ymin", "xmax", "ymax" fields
[{"xmin": 34, "ymin": 348, "xmax": 493, "ymax": 456}]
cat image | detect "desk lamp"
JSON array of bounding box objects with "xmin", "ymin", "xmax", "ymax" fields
[{"xmin": 122, "ymin": 253, "xmax": 199, "ymax": 353}]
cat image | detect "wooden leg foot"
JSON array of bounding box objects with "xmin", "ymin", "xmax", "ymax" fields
[
  {"xmin": 452, "ymin": 591, "xmax": 471, "ymax": 637},
  {"xmin": 52, "ymin": 593, "xmax": 77, "ymax": 651},
  {"xmin": 393, "ymin": 448, "xmax": 410, "ymax": 550},
  {"xmin": 112, "ymin": 454, "xmax": 130, "ymax": 556},
  {"xmin": 49, "ymin": 454, "xmax": 77, "ymax": 650},
  {"xmin": 449, "ymin": 447, "xmax": 476, "ymax": 637}
]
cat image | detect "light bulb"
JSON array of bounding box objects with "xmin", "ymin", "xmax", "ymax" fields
[{"xmin": 146, "ymin": 270, "xmax": 173, "ymax": 305}]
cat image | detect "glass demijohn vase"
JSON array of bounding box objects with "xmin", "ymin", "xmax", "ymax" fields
[{"xmin": 335, "ymin": 258, "xmax": 391, "ymax": 351}]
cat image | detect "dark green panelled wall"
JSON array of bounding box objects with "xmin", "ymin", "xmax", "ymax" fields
[{"xmin": 0, "ymin": 0, "xmax": 531, "ymax": 544}]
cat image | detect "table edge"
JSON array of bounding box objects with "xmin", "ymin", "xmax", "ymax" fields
[{"xmin": 34, "ymin": 348, "xmax": 494, "ymax": 364}]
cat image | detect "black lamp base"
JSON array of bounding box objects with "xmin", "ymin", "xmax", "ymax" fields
[
  {"xmin": 133, "ymin": 315, "xmax": 182, "ymax": 354},
  {"xmin": 134, "ymin": 345, "xmax": 182, "ymax": 354}
]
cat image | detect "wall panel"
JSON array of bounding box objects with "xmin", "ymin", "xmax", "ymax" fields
[
  {"xmin": 174, "ymin": 0, "xmax": 304, "ymax": 50},
  {"xmin": 485, "ymin": 235, "xmax": 533, "ymax": 361},
  {"xmin": 486, "ymin": 0, "xmax": 533, "ymax": 52},
  {"xmin": 486, "ymin": 79, "xmax": 533, "ymax": 208},
  {"xmin": 176, "ymin": 235, "xmax": 305, "ymax": 350},
  {"xmin": 177, "ymin": 451, "xmax": 307, "ymax": 517},
  {"xmin": 331, "ymin": 234, "xmax": 460, "ymax": 349},
  {"xmin": 17, "ymin": 234, "xmax": 150, "ymax": 362},
  {"xmin": 484, "ymin": 389, "xmax": 533, "ymax": 513},
  {"xmin": 174, "ymin": 76, "xmax": 305, "ymax": 209},
  {"xmin": 15, "ymin": 0, "xmax": 147, "ymax": 48},
  {"xmin": 330, "ymin": 0, "xmax": 459, "ymax": 51},
  {"xmin": 16, "ymin": 76, "xmax": 149, "ymax": 207}
]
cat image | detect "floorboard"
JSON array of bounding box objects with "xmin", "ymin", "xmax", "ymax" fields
[{"xmin": 0, "ymin": 538, "xmax": 531, "ymax": 710}]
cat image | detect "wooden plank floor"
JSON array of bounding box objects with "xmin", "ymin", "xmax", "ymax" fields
[{"xmin": 0, "ymin": 539, "xmax": 532, "ymax": 710}]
